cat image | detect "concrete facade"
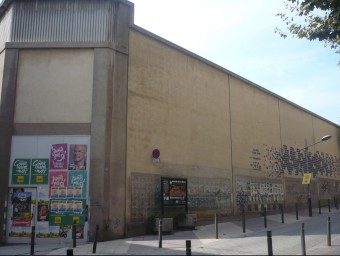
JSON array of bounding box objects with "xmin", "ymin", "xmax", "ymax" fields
[{"xmin": 0, "ymin": 0, "xmax": 339, "ymax": 244}]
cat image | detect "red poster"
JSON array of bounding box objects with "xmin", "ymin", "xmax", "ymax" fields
[
  {"xmin": 49, "ymin": 171, "xmax": 68, "ymax": 197},
  {"xmin": 12, "ymin": 219, "xmax": 31, "ymax": 227}
]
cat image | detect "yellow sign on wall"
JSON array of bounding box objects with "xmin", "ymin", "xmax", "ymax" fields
[{"xmin": 302, "ymin": 173, "xmax": 312, "ymax": 184}]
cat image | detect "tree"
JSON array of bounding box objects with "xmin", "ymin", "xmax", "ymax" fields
[{"xmin": 275, "ymin": 0, "xmax": 340, "ymax": 60}]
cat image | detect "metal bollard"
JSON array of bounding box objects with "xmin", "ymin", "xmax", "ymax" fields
[
  {"xmin": 319, "ymin": 200, "xmax": 321, "ymax": 214},
  {"xmin": 158, "ymin": 219, "xmax": 162, "ymax": 248},
  {"xmin": 267, "ymin": 230, "xmax": 273, "ymax": 256},
  {"xmin": 72, "ymin": 222, "xmax": 76, "ymax": 248},
  {"xmin": 92, "ymin": 224, "xmax": 99, "ymax": 254},
  {"xmin": 280, "ymin": 204, "xmax": 284, "ymax": 224},
  {"xmin": 301, "ymin": 223, "xmax": 306, "ymax": 256},
  {"xmin": 215, "ymin": 213, "xmax": 218, "ymax": 239},
  {"xmin": 186, "ymin": 240, "xmax": 192, "ymax": 256},
  {"xmin": 295, "ymin": 203, "xmax": 299, "ymax": 220},
  {"xmin": 30, "ymin": 226, "xmax": 35, "ymax": 255},
  {"xmin": 327, "ymin": 216, "xmax": 331, "ymax": 246},
  {"xmin": 242, "ymin": 207, "xmax": 246, "ymax": 233},
  {"xmin": 263, "ymin": 207, "xmax": 267, "ymax": 228},
  {"xmin": 328, "ymin": 199, "xmax": 331, "ymax": 212},
  {"xmin": 67, "ymin": 249, "xmax": 73, "ymax": 256}
]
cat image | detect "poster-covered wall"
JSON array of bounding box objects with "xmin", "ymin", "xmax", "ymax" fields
[{"xmin": 7, "ymin": 136, "xmax": 90, "ymax": 243}]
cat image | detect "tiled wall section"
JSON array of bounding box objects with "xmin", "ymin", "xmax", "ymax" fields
[{"xmin": 130, "ymin": 173, "xmax": 232, "ymax": 222}]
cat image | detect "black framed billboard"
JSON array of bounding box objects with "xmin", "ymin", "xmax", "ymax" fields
[{"xmin": 161, "ymin": 177, "xmax": 188, "ymax": 215}]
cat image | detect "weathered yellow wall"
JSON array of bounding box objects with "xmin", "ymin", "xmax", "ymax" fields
[
  {"xmin": 126, "ymin": 29, "xmax": 340, "ymax": 235},
  {"xmin": 127, "ymin": 30, "xmax": 232, "ymax": 175},
  {"xmin": 14, "ymin": 49, "xmax": 93, "ymax": 123},
  {"xmin": 229, "ymin": 77, "xmax": 281, "ymax": 175},
  {"xmin": 127, "ymin": 30, "xmax": 233, "ymax": 224}
]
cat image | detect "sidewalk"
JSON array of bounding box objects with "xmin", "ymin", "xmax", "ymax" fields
[{"xmin": 1, "ymin": 207, "xmax": 340, "ymax": 255}]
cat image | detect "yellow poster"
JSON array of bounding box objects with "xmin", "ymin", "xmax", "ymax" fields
[{"xmin": 302, "ymin": 173, "xmax": 312, "ymax": 184}]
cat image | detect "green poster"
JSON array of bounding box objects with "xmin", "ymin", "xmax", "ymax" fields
[
  {"xmin": 12, "ymin": 159, "xmax": 31, "ymax": 185},
  {"xmin": 68, "ymin": 171, "xmax": 87, "ymax": 198},
  {"xmin": 30, "ymin": 159, "xmax": 49, "ymax": 185},
  {"xmin": 49, "ymin": 199, "xmax": 86, "ymax": 226}
]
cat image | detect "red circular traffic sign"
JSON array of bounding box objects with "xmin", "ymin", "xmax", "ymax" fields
[{"xmin": 152, "ymin": 149, "xmax": 160, "ymax": 159}]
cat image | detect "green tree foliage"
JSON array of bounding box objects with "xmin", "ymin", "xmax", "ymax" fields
[{"xmin": 275, "ymin": 0, "xmax": 340, "ymax": 58}]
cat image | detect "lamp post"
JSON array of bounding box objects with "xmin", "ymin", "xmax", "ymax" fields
[{"xmin": 304, "ymin": 134, "xmax": 332, "ymax": 217}]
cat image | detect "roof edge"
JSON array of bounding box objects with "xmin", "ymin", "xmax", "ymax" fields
[{"xmin": 131, "ymin": 24, "xmax": 340, "ymax": 128}]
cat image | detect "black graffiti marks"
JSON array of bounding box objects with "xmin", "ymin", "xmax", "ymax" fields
[
  {"xmin": 113, "ymin": 218, "xmax": 120, "ymax": 229},
  {"xmin": 250, "ymin": 148, "xmax": 261, "ymax": 171},
  {"xmin": 251, "ymin": 145, "xmax": 340, "ymax": 178}
]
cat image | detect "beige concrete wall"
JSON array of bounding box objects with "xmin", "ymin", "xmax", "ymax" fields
[
  {"xmin": 0, "ymin": 49, "xmax": 4, "ymax": 102},
  {"xmin": 127, "ymin": 30, "xmax": 231, "ymax": 174},
  {"xmin": 229, "ymin": 77, "xmax": 281, "ymax": 174},
  {"xmin": 127, "ymin": 30, "xmax": 233, "ymax": 227},
  {"xmin": 14, "ymin": 49, "xmax": 93, "ymax": 123}
]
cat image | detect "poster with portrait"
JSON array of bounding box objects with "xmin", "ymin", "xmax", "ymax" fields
[
  {"xmin": 49, "ymin": 199, "xmax": 86, "ymax": 226},
  {"xmin": 50, "ymin": 144, "xmax": 68, "ymax": 170},
  {"xmin": 49, "ymin": 171, "xmax": 68, "ymax": 197},
  {"xmin": 68, "ymin": 144, "xmax": 87, "ymax": 171},
  {"xmin": 37, "ymin": 200, "xmax": 49, "ymax": 222}
]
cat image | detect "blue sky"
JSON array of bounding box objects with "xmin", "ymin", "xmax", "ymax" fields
[{"xmin": 129, "ymin": 0, "xmax": 340, "ymax": 125}]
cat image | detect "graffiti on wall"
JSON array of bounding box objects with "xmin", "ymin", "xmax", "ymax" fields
[
  {"xmin": 130, "ymin": 173, "xmax": 232, "ymax": 222},
  {"xmin": 188, "ymin": 176, "xmax": 232, "ymax": 215},
  {"xmin": 250, "ymin": 144, "xmax": 340, "ymax": 178},
  {"xmin": 236, "ymin": 176, "xmax": 284, "ymax": 208}
]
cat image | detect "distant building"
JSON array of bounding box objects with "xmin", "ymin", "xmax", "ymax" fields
[{"xmin": 0, "ymin": 0, "xmax": 339, "ymax": 244}]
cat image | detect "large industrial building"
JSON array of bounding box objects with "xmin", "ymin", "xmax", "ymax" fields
[{"xmin": 0, "ymin": 0, "xmax": 339, "ymax": 244}]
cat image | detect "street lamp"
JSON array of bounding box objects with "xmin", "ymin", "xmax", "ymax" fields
[{"xmin": 304, "ymin": 134, "xmax": 332, "ymax": 217}]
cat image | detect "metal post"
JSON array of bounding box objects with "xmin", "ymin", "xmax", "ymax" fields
[
  {"xmin": 280, "ymin": 204, "xmax": 284, "ymax": 224},
  {"xmin": 30, "ymin": 226, "xmax": 35, "ymax": 255},
  {"xmin": 301, "ymin": 223, "xmax": 306, "ymax": 256},
  {"xmin": 319, "ymin": 200, "xmax": 321, "ymax": 214},
  {"xmin": 158, "ymin": 219, "xmax": 162, "ymax": 248},
  {"xmin": 295, "ymin": 203, "xmax": 299, "ymax": 220},
  {"xmin": 67, "ymin": 249, "xmax": 73, "ymax": 256},
  {"xmin": 337, "ymin": 198, "xmax": 339, "ymax": 210},
  {"xmin": 305, "ymin": 140, "xmax": 312, "ymax": 217},
  {"xmin": 92, "ymin": 224, "xmax": 99, "ymax": 254},
  {"xmin": 328, "ymin": 199, "xmax": 331, "ymax": 212},
  {"xmin": 263, "ymin": 207, "xmax": 267, "ymax": 228},
  {"xmin": 267, "ymin": 230, "xmax": 273, "ymax": 256},
  {"xmin": 242, "ymin": 206, "xmax": 246, "ymax": 233},
  {"xmin": 72, "ymin": 222, "xmax": 76, "ymax": 248},
  {"xmin": 186, "ymin": 240, "xmax": 191, "ymax": 256},
  {"xmin": 215, "ymin": 213, "xmax": 218, "ymax": 239},
  {"xmin": 327, "ymin": 216, "xmax": 331, "ymax": 246}
]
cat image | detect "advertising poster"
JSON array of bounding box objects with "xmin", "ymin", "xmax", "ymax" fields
[
  {"xmin": 30, "ymin": 159, "xmax": 49, "ymax": 184},
  {"xmin": 68, "ymin": 144, "xmax": 87, "ymax": 171},
  {"xmin": 68, "ymin": 171, "xmax": 87, "ymax": 198},
  {"xmin": 9, "ymin": 136, "xmax": 90, "ymax": 242},
  {"xmin": 162, "ymin": 177, "xmax": 187, "ymax": 205},
  {"xmin": 49, "ymin": 199, "xmax": 86, "ymax": 226},
  {"xmin": 11, "ymin": 159, "xmax": 31, "ymax": 185},
  {"xmin": 50, "ymin": 143, "xmax": 68, "ymax": 169},
  {"xmin": 12, "ymin": 192, "xmax": 32, "ymax": 227},
  {"xmin": 49, "ymin": 171, "xmax": 68, "ymax": 197},
  {"xmin": 37, "ymin": 200, "xmax": 49, "ymax": 222},
  {"xmin": 36, "ymin": 223, "xmax": 50, "ymax": 238},
  {"xmin": 8, "ymin": 226, "xmax": 32, "ymax": 238}
]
